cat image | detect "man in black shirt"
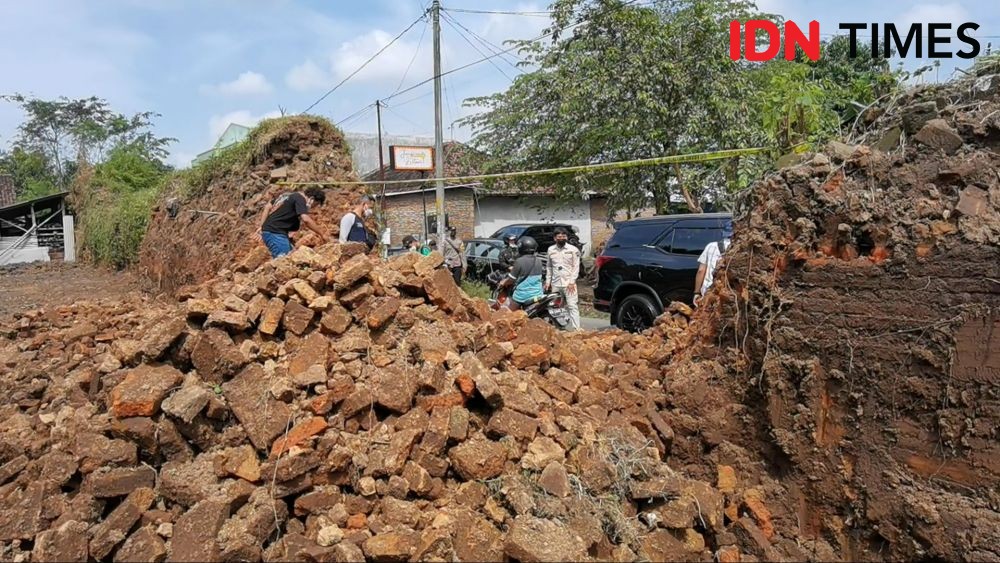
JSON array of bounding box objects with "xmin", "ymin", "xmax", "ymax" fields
[{"xmin": 257, "ymin": 187, "xmax": 328, "ymax": 257}]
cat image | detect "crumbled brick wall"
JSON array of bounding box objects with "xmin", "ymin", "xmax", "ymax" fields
[
  {"xmin": 382, "ymin": 188, "xmax": 475, "ymax": 245},
  {"xmin": 0, "ymin": 175, "xmax": 15, "ymax": 207}
]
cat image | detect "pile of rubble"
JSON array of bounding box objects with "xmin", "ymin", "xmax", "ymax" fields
[
  {"xmin": 1, "ymin": 240, "xmax": 801, "ymax": 562},
  {"xmin": 2, "ymin": 75, "xmax": 998, "ymax": 562},
  {"xmin": 138, "ymin": 116, "xmax": 365, "ymax": 295}
]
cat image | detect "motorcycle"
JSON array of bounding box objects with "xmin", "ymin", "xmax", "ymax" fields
[{"xmin": 486, "ymin": 270, "xmax": 571, "ymax": 330}]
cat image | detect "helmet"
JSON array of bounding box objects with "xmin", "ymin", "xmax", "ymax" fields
[
  {"xmin": 505, "ymin": 234, "xmax": 518, "ymax": 243},
  {"xmin": 518, "ymin": 236, "xmax": 538, "ymax": 255}
]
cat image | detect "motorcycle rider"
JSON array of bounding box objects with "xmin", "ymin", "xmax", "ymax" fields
[
  {"xmin": 503, "ymin": 236, "xmax": 545, "ymax": 311},
  {"xmin": 498, "ymin": 234, "xmax": 519, "ymax": 271}
]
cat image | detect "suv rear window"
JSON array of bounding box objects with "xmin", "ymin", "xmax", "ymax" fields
[
  {"xmin": 607, "ymin": 223, "xmax": 668, "ymax": 248},
  {"xmin": 662, "ymin": 228, "xmax": 724, "ymax": 255}
]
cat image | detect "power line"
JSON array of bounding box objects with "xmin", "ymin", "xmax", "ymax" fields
[
  {"xmin": 336, "ymin": 103, "xmax": 375, "ymax": 128},
  {"xmin": 301, "ymin": 12, "xmax": 427, "ymax": 114},
  {"xmin": 392, "ymin": 16, "xmax": 430, "ymax": 96},
  {"xmin": 442, "ymin": 11, "xmax": 524, "ymax": 72},
  {"xmin": 441, "ymin": 13, "xmax": 515, "ymax": 81},
  {"xmin": 384, "ymin": 0, "xmax": 648, "ymax": 103},
  {"xmin": 442, "ymin": 7, "xmax": 553, "ymax": 17}
]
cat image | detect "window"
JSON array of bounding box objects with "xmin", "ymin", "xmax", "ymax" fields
[
  {"xmin": 484, "ymin": 245, "xmax": 501, "ymax": 260},
  {"xmin": 492, "ymin": 225, "xmax": 527, "ymax": 239},
  {"xmin": 662, "ymin": 228, "xmax": 723, "ymax": 255},
  {"xmin": 465, "ymin": 242, "xmax": 481, "ymax": 257},
  {"xmin": 425, "ymin": 214, "xmax": 450, "ymax": 236},
  {"xmin": 607, "ymin": 223, "xmax": 668, "ymax": 248}
]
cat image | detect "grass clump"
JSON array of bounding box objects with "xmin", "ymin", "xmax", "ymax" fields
[{"xmin": 461, "ymin": 279, "xmax": 492, "ymax": 300}]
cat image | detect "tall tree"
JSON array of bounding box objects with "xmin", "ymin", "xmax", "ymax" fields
[{"xmin": 462, "ymin": 0, "xmax": 770, "ymax": 215}]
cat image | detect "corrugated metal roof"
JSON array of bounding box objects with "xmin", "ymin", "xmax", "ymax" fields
[{"xmin": 0, "ymin": 192, "xmax": 69, "ymax": 217}]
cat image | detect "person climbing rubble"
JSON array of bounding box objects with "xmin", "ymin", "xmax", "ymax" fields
[
  {"xmin": 693, "ymin": 223, "xmax": 733, "ymax": 305},
  {"xmin": 256, "ymin": 187, "xmax": 329, "ymax": 258}
]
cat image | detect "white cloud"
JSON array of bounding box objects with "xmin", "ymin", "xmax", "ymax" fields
[
  {"xmin": 898, "ymin": 2, "xmax": 970, "ymax": 29},
  {"xmin": 286, "ymin": 60, "xmax": 329, "ymax": 91},
  {"xmin": 202, "ymin": 71, "xmax": 274, "ymax": 96},
  {"xmin": 208, "ymin": 109, "xmax": 281, "ymax": 141},
  {"xmin": 330, "ymin": 29, "xmax": 431, "ymax": 83}
]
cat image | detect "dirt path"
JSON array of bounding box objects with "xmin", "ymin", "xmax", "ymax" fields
[{"xmin": 0, "ymin": 262, "xmax": 139, "ymax": 318}]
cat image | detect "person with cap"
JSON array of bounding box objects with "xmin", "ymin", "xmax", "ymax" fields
[
  {"xmin": 545, "ymin": 227, "xmax": 581, "ymax": 330},
  {"xmin": 498, "ymin": 234, "xmax": 519, "ymax": 272},
  {"xmin": 256, "ymin": 186, "xmax": 329, "ymax": 258},
  {"xmin": 402, "ymin": 235, "xmax": 420, "ymax": 252},
  {"xmin": 441, "ymin": 226, "xmax": 467, "ymax": 284},
  {"xmin": 694, "ymin": 223, "xmax": 734, "ymax": 305},
  {"xmin": 339, "ymin": 195, "xmax": 375, "ymax": 247}
]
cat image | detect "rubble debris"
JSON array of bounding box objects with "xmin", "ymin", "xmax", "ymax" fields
[{"xmin": 1, "ymin": 77, "xmax": 997, "ymax": 563}]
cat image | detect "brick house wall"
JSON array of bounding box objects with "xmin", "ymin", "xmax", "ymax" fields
[
  {"xmin": 0, "ymin": 175, "xmax": 14, "ymax": 208},
  {"xmin": 382, "ymin": 187, "xmax": 476, "ymax": 245}
]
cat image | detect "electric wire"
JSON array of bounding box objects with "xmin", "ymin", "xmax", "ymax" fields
[
  {"xmin": 441, "ymin": 12, "xmax": 515, "ymax": 81},
  {"xmin": 301, "ymin": 12, "xmax": 427, "ymax": 114}
]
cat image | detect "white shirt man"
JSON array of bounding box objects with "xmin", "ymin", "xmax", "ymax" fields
[
  {"xmin": 694, "ymin": 225, "xmax": 733, "ymax": 302},
  {"xmin": 545, "ymin": 228, "xmax": 581, "ymax": 330}
]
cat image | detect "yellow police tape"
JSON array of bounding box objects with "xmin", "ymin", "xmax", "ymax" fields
[{"xmin": 276, "ymin": 146, "xmax": 771, "ymax": 188}]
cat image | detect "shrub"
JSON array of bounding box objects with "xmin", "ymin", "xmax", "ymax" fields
[
  {"xmin": 79, "ymin": 143, "xmax": 168, "ymax": 269},
  {"xmin": 81, "ymin": 187, "xmax": 161, "ymax": 269}
]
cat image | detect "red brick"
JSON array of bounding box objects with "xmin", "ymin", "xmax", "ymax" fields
[
  {"xmin": 222, "ymin": 364, "xmax": 292, "ymax": 451},
  {"xmin": 367, "ymin": 297, "xmax": 401, "ymax": 330},
  {"xmin": 487, "ymin": 408, "xmax": 538, "ymax": 441},
  {"xmin": 449, "ymin": 437, "xmax": 506, "ymax": 480},
  {"xmin": 271, "ymin": 417, "xmax": 329, "ymax": 458},
  {"xmin": 282, "ymin": 299, "xmax": 315, "ymax": 335},
  {"xmin": 83, "ymin": 466, "xmax": 156, "ymax": 498},
  {"xmin": 89, "ymin": 487, "xmax": 156, "ymax": 560},
  {"xmin": 110, "ymin": 364, "xmax": 184, "ymax": 418},
  {"xmin": 258, "ymin": 298, "xmax": 285, "ymax": 335}
]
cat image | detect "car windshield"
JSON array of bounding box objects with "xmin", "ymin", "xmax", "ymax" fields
[{"xmin": 492, "ymin": 226, "xmax": 527, "ymax": 239}]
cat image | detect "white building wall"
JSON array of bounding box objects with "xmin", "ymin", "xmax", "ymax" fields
[{"xmin": 474, "ymin": 195, "xmax": 594, "ymax": 256}]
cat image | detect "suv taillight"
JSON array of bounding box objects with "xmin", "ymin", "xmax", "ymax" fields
[{"xmin": 594, "ymin": 255, "xmax": 613, "ymax": 274}]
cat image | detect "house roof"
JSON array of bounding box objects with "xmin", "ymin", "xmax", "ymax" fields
[{"xmin": 0, "ymin": 191, "xmax": 68, "ymax": 220}]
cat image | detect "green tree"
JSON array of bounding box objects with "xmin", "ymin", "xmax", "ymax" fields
[
  {"xmin": 1, "ymin": 94, "xmax": 173, "ymax": 188},
  {"xmin": 462, "ymin": 0, "xmax": 771, "ymax": 215},
  {"xmin": 0, "ymin": 147, "xmax": 59, "ymax": 201}
]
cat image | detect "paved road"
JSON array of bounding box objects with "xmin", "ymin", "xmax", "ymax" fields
[{"xmin": 580, "ymin": 316, "xmax": 611, "ymax": 331}]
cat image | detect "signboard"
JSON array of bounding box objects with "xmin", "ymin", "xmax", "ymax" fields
[{"xmin": 389, "ymin": 145, "xmax": 435, "ymax": 172}]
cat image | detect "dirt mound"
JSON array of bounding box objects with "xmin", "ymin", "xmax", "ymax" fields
[
  {"xmin": 698, "ymin": 74, "xmax": 1000, "ymax": 561},
  {"xmin": 138, "ymin": 116, "xmax": 364, "ymax": 295}
]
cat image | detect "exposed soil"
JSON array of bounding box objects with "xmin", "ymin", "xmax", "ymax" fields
[
  {"xmin": 138, "ymin": 117, "xmax": 365, "ymax": 295},
  {"xmin": 0, "ymin": 262, "xmax": 140, "ymax": 317}
]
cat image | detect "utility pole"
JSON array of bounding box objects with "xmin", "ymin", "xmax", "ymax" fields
[
  {"xmin": 376, "ymin": 100, "xmax": 385, "ymax": 198},
  {"xmin": 431, "ymin": 0, "xmax": 446, "ymax": 246}
]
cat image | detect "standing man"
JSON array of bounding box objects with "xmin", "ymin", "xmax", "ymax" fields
[
  {"xmin": 545, "ymin": 227, "xmax": 581, "ymax": 331},
  {"xmin": 257, "ymin": 187, "xmax": 328, "ymax": 258},
  {"xmin": 441, "ymin": 226, "xmax": 467, "ymax": 284},
  {"xmin": 694, "ymin": 223, "xmax": 733, "ymax": 305},
  {"xmin": 339, "ymin": 195, "xmax": 375, "ymax": 247}
]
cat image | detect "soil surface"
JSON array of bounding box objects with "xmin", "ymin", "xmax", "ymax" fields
[{"xmin": 0, "ymin": 262, "xmax": 139, "ymax": 317}]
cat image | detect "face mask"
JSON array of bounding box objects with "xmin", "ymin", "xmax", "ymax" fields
[
  {"xmin": 556, "ymin": 240, "xmax": 566, "ymax": 247},
  {"xmin": 363, "ymin": 208, "xmax": 374, "ymax": 218}
]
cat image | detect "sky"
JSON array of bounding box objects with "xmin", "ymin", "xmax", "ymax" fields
[{"xmin": 0, "ymin": 1, "xmax": 997, "ymax": 169}]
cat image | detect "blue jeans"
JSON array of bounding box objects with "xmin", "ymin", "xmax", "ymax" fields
[{"xmin": 261, "ymin": 232, "xmax": 293, "ymax": 257}]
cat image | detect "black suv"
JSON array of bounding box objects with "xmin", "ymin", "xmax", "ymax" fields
[
  {"xmin": 594, "ymin": 213, "xmax": 732, "ymax": 332},
  {"xmin": 490, "ymin": 223, "xmax": 583, "ymax": 255}
]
